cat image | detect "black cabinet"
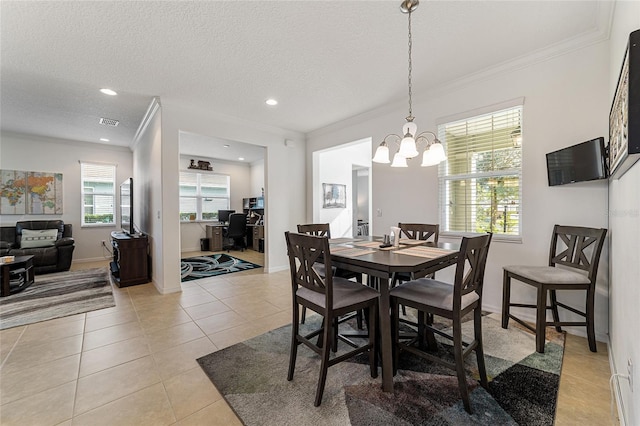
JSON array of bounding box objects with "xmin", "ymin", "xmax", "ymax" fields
[{"xmin": 110, "ymin": 231, "xmax": 150, "ymax": 287}]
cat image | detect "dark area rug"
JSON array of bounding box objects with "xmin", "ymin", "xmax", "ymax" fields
[
  {"xmin": 0, "ymin": 267, "xmax": 115, "ymax": 330},
  {"xmin": 181, "ymin": 254, "xmax": 261, "ymax": 282},
  {"xmin": 197, "ymin": 313, "xmax": 564, "ymax": 426}
]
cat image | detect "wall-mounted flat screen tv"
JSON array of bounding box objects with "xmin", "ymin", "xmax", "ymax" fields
[
  {"xmin": 546, "ymin": 137, "xmax": 608, "ymax": 186},
  {"xmin": 120, "ymin": 177, "xmax": 135, "ymax": 235}
]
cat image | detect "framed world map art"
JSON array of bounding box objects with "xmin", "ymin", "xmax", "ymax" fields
[
  {"xmin": 609, "ymin": 29, "xmax": 640, "ymax": 180},
  {"xmin": 0, "ymin": 169, "xmax": 63, "ymax": 214}
]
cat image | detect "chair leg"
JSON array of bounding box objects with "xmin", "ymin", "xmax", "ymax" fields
[
  {"xmin": 501, "ymin": 270, "xmax": 511, "ymax": 329},
  {"xmin": 391, "ymin": 298, "xmax": 400, "ymax": 376},
  {"xmin": 356, "ymin": 274, "xmax": 364, "ymax": 330},
  {"xmin": 314, "ymin": 315, "xmax": 333, "ymax": 407},
  {"xmin": 287, "ymin": 303, "xmax": 300, "ymax": 381},
  {"xmin": 301, "ymin": 306, "xmax": 307, "ymax": 324},
  {"xmin": 549, "ymin": 290, "xmax": 562, "ymax": 332},
  {"xmin": 332, "ymin": 318, "xmax": 339, "ymax": 353},
  {"xmin": 473, "ymin": 307, "xmax": 488, "ymax": 388},
  {"xmin": 536, "ymin": 286, "xmax": 547, "ymax": 353},
  {"xmin": 586, "ymin": 287, "xmax": 597, "ymax": 352},
  {"xmin": 369, "ymin": 303, "xmax": 378, "ymax": 378},
  {"xmin": 453, "ymin": 316, "xmax": 472, "ymax": 414}
]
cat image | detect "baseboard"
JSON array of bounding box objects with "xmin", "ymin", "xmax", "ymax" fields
[{"xmin": 608, "ymin": 336, "xmax": 627, "ymax": 426}]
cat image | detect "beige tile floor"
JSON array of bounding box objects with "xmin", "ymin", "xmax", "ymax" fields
[{"xmin": 0, "ymin": 250, "xmax": 618, "ymax": 425}]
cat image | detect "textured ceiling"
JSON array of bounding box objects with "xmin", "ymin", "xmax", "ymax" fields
[{"xmin": 0, "ymin": 1, "xmax": 609, "ymax": 159}]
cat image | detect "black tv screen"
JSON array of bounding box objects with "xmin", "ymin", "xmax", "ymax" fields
[
  {"xmin": 546, "ymin": 137, "xmax": 608, "ymax": 186},
  {"xmin": 120, "ymin": 178, "xmax": 134, "ymax": 235}
]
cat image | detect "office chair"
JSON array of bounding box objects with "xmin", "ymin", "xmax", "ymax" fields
[{"xmin": 223, "ymin": 213, "xmax": 248, "ymax": 251}]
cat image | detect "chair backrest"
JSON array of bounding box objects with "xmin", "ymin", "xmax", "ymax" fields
[
  {"xmin": 548, "ymin": 225, "xmax": 607, "ymax": 283},
  {"xmin": 297, "ymin": 223, "xmax": 331, "ymax": 238},
  {"xmin": 398, "ymin": 223, "xmax": 439, "ymax": 243},
  {"xmin": 226, "ymin": 213, "xmax": 247, "ymax": 237},
  {"xmin": 285, "ymin": 231, "xmax": 334, "ymax": 309},
  {"xmin": 453, "ymin": 233, "xmax": 493, "ymax": 311}
]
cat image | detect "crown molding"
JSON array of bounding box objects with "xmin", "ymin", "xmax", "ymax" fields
[{"xmin": 308, "ymin": 1, "xmax": 614, "ymax": 139}]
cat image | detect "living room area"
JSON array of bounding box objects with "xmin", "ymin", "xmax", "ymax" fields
[{"xmin": 1, "ymin": 1, "xmax": 639, "ymax": 425}]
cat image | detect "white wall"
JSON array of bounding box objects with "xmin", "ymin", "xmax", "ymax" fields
[
  {"xmin": 313, "ymin": 138, "xmax": 371, "ymax": 237},
  {"xmin": 250, "ymin": 159, "xmax": 265, "ymax": 198},
  {"xmin": 607, "ymin": 2, "xmax": 640, "ymax": 424},
  {"xmin": 178, "ymin": 154, "xmax": 252, "ymax": 252},
  {"xmin": 0, "ymin": 131, "xmax": 133, "ymax": 263},
  {"xmin": 131, "ymin": 100, "xmax": 164, "ymax": 292},
  {"xmin": 307, "ymin": 40, "xmax": 611, "ymax": 339},
  {"xmin": 159, "ymin": 100, "xmax": 306, "ymax": 282}
]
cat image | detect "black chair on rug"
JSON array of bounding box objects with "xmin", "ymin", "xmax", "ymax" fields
[
  {"xmin": 390, "ymin": 233, "xmax": 492, "ymax": 414},
  {"xmin": 285, "ymin": 231, "xmax": 379, "ymax": 406},
  {"xmin": 502, "ymin": 225, "xmax": 607, "ymax": 353},
  {"xmin": 223, "ymin": 213, "xmax": 247, "ymax": 252}
]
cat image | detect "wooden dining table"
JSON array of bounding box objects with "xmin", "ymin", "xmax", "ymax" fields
[{"xmin": 328, "ymin": 236, "xmax": 460, "ymax": 392}]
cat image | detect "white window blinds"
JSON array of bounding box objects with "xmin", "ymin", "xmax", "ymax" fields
[{"xmin": 438, "ymin": 105, "xmax": 522, "ymax": 238}]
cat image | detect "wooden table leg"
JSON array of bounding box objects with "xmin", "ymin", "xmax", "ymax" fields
[{"xmin": 377, "ymin": 276, "xmax": 394, "ymax": 392}]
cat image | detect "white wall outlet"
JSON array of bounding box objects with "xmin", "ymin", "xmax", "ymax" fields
[
  {"xmin": 628, "ymin": 358, "xmax": 634, "ymax": 391},
  {"xmin": 377, "ymin": 209, "xmax": 382, "ymax": 217}
]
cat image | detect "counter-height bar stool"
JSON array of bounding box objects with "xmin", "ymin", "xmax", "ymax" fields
[
  {"xmin": 390, "ymin": 233, "xmax": 492, "ymax": 414},
  {"xmin": 285, "ymin": 232, "xmax": 379, "ymax": 406},
  {"xmin": 297, "ymin": 223, "xmax": 365, "ymax": 331},
  {"xmin": 502, "ymin": 225, "xmax": 607, "ymax": 353}
]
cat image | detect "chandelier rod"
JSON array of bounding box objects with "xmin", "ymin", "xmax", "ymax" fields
[{"xmin": 407, "ymin": 7, "xmax": 414, "ymax": 122}]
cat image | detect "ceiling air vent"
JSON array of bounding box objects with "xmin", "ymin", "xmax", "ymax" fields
[{"xmin": 99, "ymin": 117, "xmax": 119, "ymax": 127}]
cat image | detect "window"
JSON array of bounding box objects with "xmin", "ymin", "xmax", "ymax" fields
[
  {"xmin": 179, "ymin": 171, "xmax": 230, "ymax": 221},
  {"xmin": 438, "ymin": 104, "xmax": 522, "ymax": 239},
  {"xmin": 80, "ymin": 162, "xmax": 115, "ymax": 226}
]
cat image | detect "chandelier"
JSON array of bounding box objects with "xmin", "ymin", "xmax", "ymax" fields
[{"xmin": 372, "ymin": 0, "xmax": 447, "ymax": 168}]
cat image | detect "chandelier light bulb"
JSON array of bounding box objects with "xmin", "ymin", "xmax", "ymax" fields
[
  {"xmin": 429, "ymin": 142, "xmax": 447, "ymax": 163},
  {"xmin": 398, "ymin": 135, "xmax": 419, "ymax": 158},
  {"xmin": 372, "ymin": 144, "xmax": 391, "ymax": 163},
  {"xmin": 390, "ymin": 152, "xmax": 408, "ymax": 167}
]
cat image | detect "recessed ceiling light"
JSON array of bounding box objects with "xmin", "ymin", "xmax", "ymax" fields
[
  {"xmin": 100, "ymin": 88, "xmax": 118, "ymax": 96},
  {"xmin": 265, "ymin": 99, "xmax": 278, "ymax": 106},
  {"xmin": 223, "ymin": 144, "xmax": 230, "ymax": 148},
  {"xmin": 238, "ymin": 157, "xmax": 245, "ymax": 161},
  {"xmin": 100, "ymin": 138, "xmax": 110, "ymax": 142}
]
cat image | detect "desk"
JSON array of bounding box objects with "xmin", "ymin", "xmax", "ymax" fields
[
  {"xmin": 329, "ymin": 237, "xmax": 459, "ymax": 392},
  {"xmin": 206, "ymin": 225, "xmax": 226, "ymax": 251}
]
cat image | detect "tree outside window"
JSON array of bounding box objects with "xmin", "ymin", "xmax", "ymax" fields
[{"xmin": 439, "ymin": 105, "xmax": 522, "ymax": 238}]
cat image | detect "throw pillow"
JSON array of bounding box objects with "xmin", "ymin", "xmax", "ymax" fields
[{"xmin": 20, "ymin": 229, "xmax": 58, "ymax": 248}]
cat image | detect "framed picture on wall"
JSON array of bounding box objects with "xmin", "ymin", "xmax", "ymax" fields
[
  {"xmin": 322, "ymin": 183, "xmax": 346, "ymax": 208},
  {"xmin": 609, "ymin": 29, "xmax": 640, "ymax": 179}
]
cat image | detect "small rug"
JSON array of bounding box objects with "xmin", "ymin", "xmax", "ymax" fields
[
  {"xmin": 181, "ymin": 254, "xmax": 262, "ymax": 282},
  {"xmin": 197, "ymin": 313, "xmax": 565, "ymax": 426},
  {"xmin": 0, "ymin": 267, "xmax": 115, "ymax": 330}
]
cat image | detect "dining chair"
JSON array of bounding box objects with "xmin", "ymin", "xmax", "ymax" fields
[
  {"xmin": 392, "ymin": 223, "xmax": 440, "ymax": 318},
  {"xmin": 390, "ymin": 233, "xmax": 492, "ymax": 414},
  {"xmin": 392, "ymin": 223, "xmax": 440, "ymax": 285},
  {"xmin": 297, "ymin": 223, "xmax": 365, "ymax": 330},
  {"xmin": 285, "ymin": 231, "xmax": 379, "ymax": 406},
  {"xmin": 502, "ymin": 225, "xmax": 607, "ymax": 353}
]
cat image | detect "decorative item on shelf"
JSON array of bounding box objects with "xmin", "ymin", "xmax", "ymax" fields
[
  {"xmin": 188, "ymin": 159, "xmax": 213, "ymax": 171},
  {"xmin": 371, "ymin": 0, "xmax": 447, "ymax": 169}
]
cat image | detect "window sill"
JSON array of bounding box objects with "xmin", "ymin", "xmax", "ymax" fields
[
  {"xmin": 81, "ymin": 224, "xmax": 115, "ymax": 229},
  {"xmin": 440, "ymin": 232, "xmax": 522, "ymax": 244}
]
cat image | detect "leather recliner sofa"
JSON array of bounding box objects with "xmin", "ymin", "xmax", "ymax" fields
[{"xmin": 0, "ymin": 220, "xmax": 75, "ymax": 274}]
